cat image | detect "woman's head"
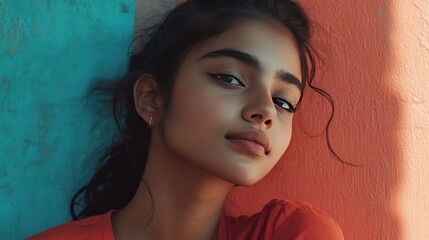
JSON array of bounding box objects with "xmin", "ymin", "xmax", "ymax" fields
[
  {"xmin": 131, "ymin": 0, "xmax": 313, "ymax": 183},
  {"xmin": 136, "ymin": 17, "xmax": 302, "ymax": 186},
  {"xmin": 71, "ymin": 0, "xmax": 315, "ymax": 219}
]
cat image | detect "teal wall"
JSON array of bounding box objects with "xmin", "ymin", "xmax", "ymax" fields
[{"xmin": 0, "ymin": 0, "xmax": 135, "ymax": 239}]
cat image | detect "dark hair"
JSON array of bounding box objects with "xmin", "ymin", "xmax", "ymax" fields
[{"xmin": 70, "ymin": 0, "xmax": 352, "ymax": 220}]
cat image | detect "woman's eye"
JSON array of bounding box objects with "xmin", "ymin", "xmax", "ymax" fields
[
  {"xmin": 273, "ymin": 98, "xmax": 296, "ymax": 113},
  {"xmin": 207, "ymin": 73, "xmax": 245, "ymax": 87}
]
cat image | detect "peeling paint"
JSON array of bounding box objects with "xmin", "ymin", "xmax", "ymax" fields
[
  {"xmin": 6, "ymin": 17, "xmax": 27, "ymax": 57},
  {"xmin": 22, "ymin": 138, "xmax": 35, "ymax": 157},
  {"xmin": 121, "ymin": 3, "xmax": 130, "ymax": 13},
  {"xmin": 377, "ymin": 0, "xmax": 390, "ymax": 55},
  {"xmin": 18, "ymin": 159, "xmax": 46, "ymax": 169},
  {"xmin": 0, "ymin": 77, "xmax": 12, "ymax": 113},
  {"xmin": 0, "ymin": 167, "xmax": 7, "ymax": 177},
  {"xmin": 0, "ymin": 183, "xmax": 14, "ymax": 197},
  {"xmin": 36, "ymin": 102, "xmax": 55, "ymax": 134},
  {"xmin": 378, "ymin": 3, "xmax": 388, "ymax": 17}
]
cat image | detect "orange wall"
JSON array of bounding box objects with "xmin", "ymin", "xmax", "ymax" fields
[
  {"xmin": 143, "ymin": 1, "xmax": 429, "ymax": 239},
  {"xmin": 226, "ymin": 1, "xmax": 429, "ymax": 239}
]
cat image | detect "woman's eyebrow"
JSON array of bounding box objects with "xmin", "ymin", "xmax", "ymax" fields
[
  {"xmin": 199, "ymin": 48, "xmax": 261, "ymax": 71},
  {"xmin": 275, "ymin": 69, "xmax": 303, "ymax": 90},
  {"xmin": 199, "ymin": 48, "xmax": 302, "ymax": 90}
]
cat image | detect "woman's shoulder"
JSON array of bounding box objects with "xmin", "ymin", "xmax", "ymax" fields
[
  {"xmin": 220, "ymin": 199, "xmax": 344, "ymax": 240},
  {"xmin": 26, "ymin": 210, "xmax": 114, "ymax": 240}
]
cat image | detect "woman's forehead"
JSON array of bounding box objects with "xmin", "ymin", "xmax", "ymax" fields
[{"xmin": 184, "ymin": 18, "xmax": 302, "ymax": 80}]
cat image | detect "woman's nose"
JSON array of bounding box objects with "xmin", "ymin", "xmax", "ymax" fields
[{"xmin": 241, "ymin": 93, "xmax": 276, "ymax": 129}]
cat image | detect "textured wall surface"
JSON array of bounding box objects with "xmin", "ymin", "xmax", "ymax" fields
[
  {"xmin": 223, "ymin": 1, "xmax": 429, "ymax": 240},
  {"xmin": 0, "ymin": 0, "xmax": 134, "ymax": 239},
  {"xmin": 389, "ymin": 1, "xmax": 429, "ymax": 239}
]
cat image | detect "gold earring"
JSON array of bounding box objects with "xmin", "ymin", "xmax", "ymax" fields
[{"xmin": 149, "ymin": 115, "xmax": 153, "ymax": 128}]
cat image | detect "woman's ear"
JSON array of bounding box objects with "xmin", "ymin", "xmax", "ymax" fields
[{"xmin": 133, "ymin": 75, "xmax": 164, "ymax": 126}]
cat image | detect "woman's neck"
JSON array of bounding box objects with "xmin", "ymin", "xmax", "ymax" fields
[{"xmin": 111, "ymin": 135, "xmax": 234, "ymax": 240}]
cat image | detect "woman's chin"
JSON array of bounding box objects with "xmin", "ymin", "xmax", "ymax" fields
[{"xmin": 223, "ymin": 172, "xmax": 267, "ymax": 187}]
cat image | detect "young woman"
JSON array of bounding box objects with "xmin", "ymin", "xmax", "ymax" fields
[{"xmin": 29, "ymin": 0, "xmax": 345, "ymax": 239}]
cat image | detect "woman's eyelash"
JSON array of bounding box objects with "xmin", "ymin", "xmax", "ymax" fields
[
  {"xmin": 207, "ymin": 73, "xmax": 245, "ymax": 87},
  {"xmin": 208, "ymin": 72, "xmax": 296, "ymax": 113},
  {"xmin": 273, "ymin": 98, "xmax": 296, "ymax": 113}
]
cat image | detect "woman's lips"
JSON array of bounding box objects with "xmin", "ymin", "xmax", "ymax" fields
[
  {"xmin": 225, "ymin": 129, "xmax": 270, "ymax": 157},
  {"xmin": 226, "ymin": 138, "xmax": 266, "ymax": 157}
]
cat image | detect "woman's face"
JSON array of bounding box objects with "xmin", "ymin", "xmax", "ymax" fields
[{"xmin": 160, "ymin": 18, "xmax": 302, "ymax": 186}]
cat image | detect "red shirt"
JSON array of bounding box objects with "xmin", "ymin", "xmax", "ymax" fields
[{"xmin": 28, "ymin": 199, "xmax": 344, "ymax": 240}]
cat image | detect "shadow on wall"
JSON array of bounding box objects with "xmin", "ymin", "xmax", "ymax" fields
[{"xmin": 226, "ymin": 1, "xmax": 402, "ymax": 240}]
